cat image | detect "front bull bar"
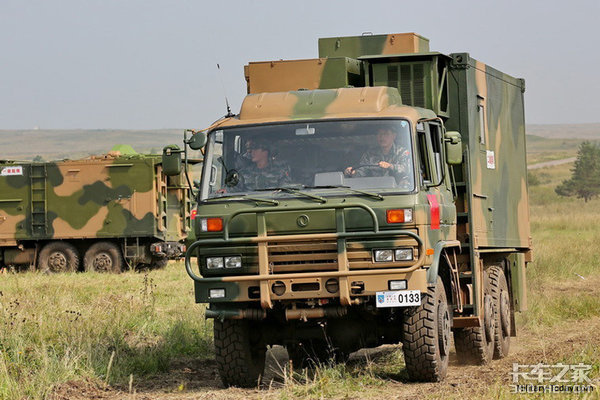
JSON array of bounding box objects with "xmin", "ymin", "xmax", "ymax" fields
[{"xmin": 185, "ymin": 203, "xmax": 424, "ymax": 309}]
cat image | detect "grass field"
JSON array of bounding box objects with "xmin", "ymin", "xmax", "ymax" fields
[{"xmin": 1, "ymin": 162, "xmax": 600, "ymax": 399}]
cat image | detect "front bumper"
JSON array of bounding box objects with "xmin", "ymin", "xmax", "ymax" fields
[{"xmin": 185, "ymin": 203, "xmax": 425, "ymax": 309}]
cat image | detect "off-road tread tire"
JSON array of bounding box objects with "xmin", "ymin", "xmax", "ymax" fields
[
  {"xmin": 401, "ymin": 277, "xmax": 450, "ymax": 382},
  {"xmin": 490, "ymin": 265, "xmax": 511, "ymax": 359},
  {"xmin": 83, "ymin": 241, "xmax": 123, "ymax": 273},
  {"xmin": 151, "ymin": 256, "xmax": 169, "ymax": 269},
  {"xmin": 453, "ymin": 270, "xmax": 495, "ymax": 365},
  {"xmin": 214, "ymin": 320, "xmax": 265, "ymax": 388},
  {"xmin": 38, "ymin": 241, "xmax": 80, "ymax": 273}
]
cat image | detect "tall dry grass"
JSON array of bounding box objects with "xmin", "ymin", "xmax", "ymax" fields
[{"xmin": 0, "ymin": 270, "xmax": 212, "ymax": 399}]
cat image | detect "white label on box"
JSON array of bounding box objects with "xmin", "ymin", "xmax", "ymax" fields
[
  {"xmin": 486, "ymin": 150, "xmax": 496, "ymax": 169},
  {"xmin": 375, "ymin": 290, "xmax": 422, "ymax": 308},
  {"xmin": 1, "ymin": 166, "xmax": 23, "ymax": 176}
]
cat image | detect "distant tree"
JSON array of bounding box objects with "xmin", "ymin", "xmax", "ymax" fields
[
  {"xmin": 555, "ymin": 141, "xmax": 600, "ymax": 202},
  {"xmin": 32, "ymin": 155, "xmax": 44, "ymax": 162},
  {"xmin": 149, "ymin": 147, "xmax": 158, "ymax": 155},
  {"xmin": 527, "ymin": 171, "xmax": 540, "ymax": 186}
]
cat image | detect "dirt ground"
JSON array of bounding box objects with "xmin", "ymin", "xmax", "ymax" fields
[{"xmin": 48, "ymin": 309, "xmax": 600, "ymax": 400}]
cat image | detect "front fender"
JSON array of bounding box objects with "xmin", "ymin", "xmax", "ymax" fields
[{"xmin": 426, "ymin": 240, "xmax": 461, "ymax": 284}]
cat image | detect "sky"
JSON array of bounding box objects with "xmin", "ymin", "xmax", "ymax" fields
[{"xmin": 1, "ymin": 0, "xmax": 599, "ymax": 129}]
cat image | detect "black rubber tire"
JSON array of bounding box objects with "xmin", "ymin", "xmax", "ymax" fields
[
  {"xmin": 83, "ymin": 242, "xmax": 123, "ymax": 273},
  {"xmin": 150, "ymin": 256, "xmax": 168, "ymax": 269},
  {"xmin": 401, "ymin": 277, "xmax": 452, "ymax": 382},
  {"xmin": 454, "ymin": 269, "xmax": 496, "ymax": 365},
  {"xmin": 490, "ymin": 265, "xmax": 511, "ymax": 359},
  {"xmin": 214, "ymin": 320, "xmax": 266, "ymax": 388},
  {"xmin": 38, "ymin": 241, "xmax": 80, "ymax": 273}
]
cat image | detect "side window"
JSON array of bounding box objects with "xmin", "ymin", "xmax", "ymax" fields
[
  {"xmin": 477, "ymin": 95, "xmax": 486, "ymax": 145},
  {"xmin": 208, "ymin": 131, "xmax": 224, "ymax": 195},
  {"xmin": 428, "ymin": 123, "xmax": 443, "ymax": 182},
  {"xmin": 416, "ymin": 122, "xmax": 431, "ymax": 185}
]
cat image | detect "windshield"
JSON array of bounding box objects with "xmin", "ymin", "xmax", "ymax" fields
[{"xmin": 200, "ymin": 119, "xmax": 415, "ymax": 200}]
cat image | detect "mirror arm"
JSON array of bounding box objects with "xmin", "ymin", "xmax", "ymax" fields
[{"xmin": 183, "ymin": 130, "xmax": 194, "ymax": 193}]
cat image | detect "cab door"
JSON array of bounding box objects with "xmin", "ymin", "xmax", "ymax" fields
[{"xmin": 416, "ymin": 121, "xmax": 456, "ymax": 238}]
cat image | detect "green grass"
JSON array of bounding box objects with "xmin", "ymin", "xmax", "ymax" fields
[
  {"xmin": 0, "ymin": 270, "xmax": 212, "ymax": 399},
  {"xmin": 2, "ymin": 155, "xmax": 600, "ymax": 399}
]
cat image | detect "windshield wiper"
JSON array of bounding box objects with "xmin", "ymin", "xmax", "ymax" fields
[
  {"xmin": 306, "ymin": 185, "xmax": 384, "ymax": 201},
  {"xmin": 256, "ymin": 186, "xmax": 327, "ymax": 203},
  {"xmin": 203, "ymin": 194, "xmax": 279, "ymax": 205}
]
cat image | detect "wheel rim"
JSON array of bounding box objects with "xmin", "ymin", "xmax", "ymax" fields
[
  {"xmin": 48, "ymin": 251, "xmax": 67, "ymax": 271},
  {"xmin": 500, "ymin": 290, "xmax": 511, "ymax": 336},
  {"xmin": 93, "ymin": 252, "xmax": 113, "ymax": 271},
  {"xmin": 438, "ymin": 302, "xmax": 451, "ymax": 356}
]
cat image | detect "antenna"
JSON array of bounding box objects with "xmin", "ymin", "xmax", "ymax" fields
[{"xmin": 216, "ymin": 63, "xmax": 234, "ymax": 117}]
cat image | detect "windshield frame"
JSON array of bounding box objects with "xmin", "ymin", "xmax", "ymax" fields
[{"xmin": 198, "ymin": 117, "xmax": 419, "ymax": 202}]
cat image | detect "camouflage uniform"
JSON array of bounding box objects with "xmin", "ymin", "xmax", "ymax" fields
[
  {"xmin": 354, "ymin": 144, "xmax": 411, "ymax": 183},
  {"xmin": 238, "ymin": 159, "xmax": 292, "ymax": 190}
]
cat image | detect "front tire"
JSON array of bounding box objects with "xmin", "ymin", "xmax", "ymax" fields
[
  {"xmin": 401, "ymin": 277, "xmax": 451, "ymax": 382},
  {"xmin": 38, "ymin": 241, "xmax": 80, "ymax": 273},
  {"xmin": 214, "ymin": 320, "xmax": 266, "ymax": 388}
]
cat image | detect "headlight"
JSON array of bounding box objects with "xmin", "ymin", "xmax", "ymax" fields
[
  {"xmin": 374, "ymin": 249, "xmax": 394, "ymax": 262},
  {"xmin": 206, "ymin": 257, "xmax": 224, "ymax": 269},
  {"xmin": 395, "ymin": 248, "xmax": 413, "ymax": 261},
  {"xmin": 224, "ymin": 256, "xmax": 242, "ymax": 269},
  {"xmin": 209, "ymin": 288, "xmax": 226, "ymax": 298}
]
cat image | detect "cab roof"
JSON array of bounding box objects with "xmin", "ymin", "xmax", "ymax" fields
[{"xmin": 212, "ymin": 87, "xmax": 437, "ymax": 130}]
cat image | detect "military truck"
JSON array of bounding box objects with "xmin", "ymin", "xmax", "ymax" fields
[
  {"xmin": 178, "ymin": 32, "xmax": 532, "ymax": 385},
  {"xmin": 0, "ymin": 149, "xmax": 192, "ymax": 272}
]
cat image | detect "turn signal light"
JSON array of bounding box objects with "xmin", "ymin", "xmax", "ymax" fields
[
  {"xmin": 200, "ymin": 217, "xmax": 223, "ymax": 232},
  {"xmin": 386, "ymin": 209, "xmax": 413, "ymax": 223}
]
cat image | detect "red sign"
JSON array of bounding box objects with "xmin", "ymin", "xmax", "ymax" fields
[{"xmin": 427, "ymin": 194, "xmax": 440, "ymax": 230}]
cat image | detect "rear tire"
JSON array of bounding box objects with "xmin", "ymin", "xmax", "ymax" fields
[
  {"xmin": 490, "ymin": 265, "xmax": 511, "ymax": 359},
  {"xmin": 401, "ymin": 277, "xmax": 451, "ymax": 382},
  {"xmin": 214, "ymin": 320, "xmax": 266, "ymax": 388},
  {"xmin": 83, "ymin": 242, "xmax": 123, "ymax": 273},
  {"xmin": 150, "ymin": 256, "xmax": 168, "ymax": 269},
  {"xmin": 38, "ymin": 241, "xmax": 79, "ymax": 273},
  {"xmin": 287, "ymin": 340, "xmax": 346, "ymax": 369},
  {"xmin": 454, "ymin": 269, "xmax": 496, "ymax": 364}
]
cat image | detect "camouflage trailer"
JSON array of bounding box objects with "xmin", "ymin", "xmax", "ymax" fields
[
  {"xmin": 180, "ymin": 32, "xmax": 532, "ymax": 385},
  {"xmin": 0, "ymin": 149, "xmax": 192, "ymax": 272}
]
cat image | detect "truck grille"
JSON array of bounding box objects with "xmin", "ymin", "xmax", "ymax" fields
[
  {"xmin": 269, "ymin": 241, "xmax": 338, "ymax": 273},
  {"xmin": 267, "ymin": 240, "xmax": 392, "ymax": 273}
]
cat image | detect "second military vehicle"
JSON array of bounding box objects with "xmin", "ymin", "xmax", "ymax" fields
[
  {"xmin": 176, "ymin": 32, "xmax": 532, "ymax": 385},
  {"xmin": 0, "ymin": 148, "xmax": 193, "ymax": 272}
]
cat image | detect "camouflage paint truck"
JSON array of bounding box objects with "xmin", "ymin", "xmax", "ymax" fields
[
  {"xmin": 179, "ymin": 32, "xmax": 532, "ymax": 385},
  {"xmin": 0, "ymin": 149, "xmax": 192, "ymax": 272}
]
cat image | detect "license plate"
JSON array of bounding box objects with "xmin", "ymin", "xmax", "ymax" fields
[{"xmin": 375, "ymin": 290, "xmax": 421, "ymax": 308}]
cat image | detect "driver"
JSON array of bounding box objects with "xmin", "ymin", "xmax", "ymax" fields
[
  {"xmin": 344, "ymin": 127, "xmax": 411, "ymax": 182},
  {"xmin": 237, "ymin": 139, "xmax": 292, "ymax": 190}
]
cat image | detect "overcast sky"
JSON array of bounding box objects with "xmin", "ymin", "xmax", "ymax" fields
[{"xmin": 1, "ymin": 0, "xmax": 599, "ymax": 129}]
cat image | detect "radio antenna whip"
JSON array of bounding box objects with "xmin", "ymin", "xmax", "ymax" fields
[{"xmin": 217, "ymin": 63, "xmax": 234, "ymax": 117}]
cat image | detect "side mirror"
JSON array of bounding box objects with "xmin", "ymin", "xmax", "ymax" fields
[
  {"xmin": 188, "ymin": 132, "xmax": 207, "ymax": 150},
  {"xmin": 444, "ymin": 131, "xmax": 462, "ymax": 165},
  {"xmin": 162, "ymin": 145, "xmax": 182, "ymax": 176}
]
